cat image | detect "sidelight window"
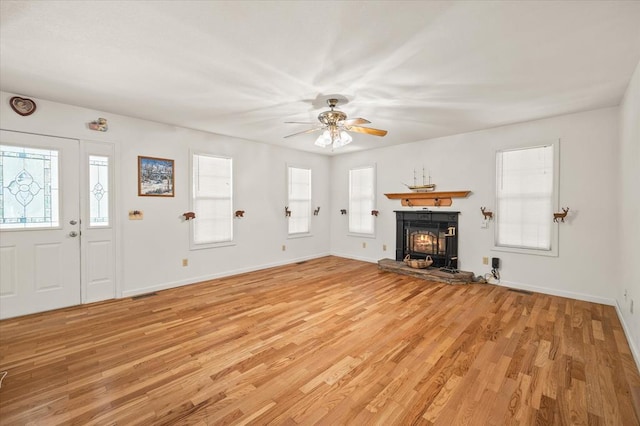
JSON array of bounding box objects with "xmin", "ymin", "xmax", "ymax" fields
[{"xmin": 88, "ymin": 155, "xmax": 109, "ymax": 227}]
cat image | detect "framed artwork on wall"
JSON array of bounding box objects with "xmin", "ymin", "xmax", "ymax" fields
[{"xmin": 138, "ymin": 156, "xmax": 174, "ymax": 197}]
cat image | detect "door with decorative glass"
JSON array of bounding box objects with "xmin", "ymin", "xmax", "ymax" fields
[{"xmin": 0, "ymin": 130, "xmax": 82, "ymax": 319}]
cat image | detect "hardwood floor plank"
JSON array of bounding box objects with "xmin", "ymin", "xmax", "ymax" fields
[{"xmin": 1, "ymin": 256, "xmax": 638, "ymax": 425}]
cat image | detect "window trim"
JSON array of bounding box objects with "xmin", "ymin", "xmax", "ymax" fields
[
  {"xmin": 347, "ymin": 164, "xmax": 377, "ymax": 238},
  {"xmin": 189, "ymin": 151, "xmax": 235, "ymax": 250},
  {"xmin": 286, "ymin": 164, "xmax": 312, "ymax": 237},
  {"xmin": 492, "ymin": 140, "xmax": 560, "ymax": 257}
]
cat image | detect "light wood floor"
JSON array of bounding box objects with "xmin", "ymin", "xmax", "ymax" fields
[{"xmin": 1, "ymin": 256, "xmax": 638, "ymax": 425}]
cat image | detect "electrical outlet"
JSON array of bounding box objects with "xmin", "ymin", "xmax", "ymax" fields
[
  {"xmin": 282, "ymin": 245, "xmax": 286, "ymax": 251},
  {"xmin": 362, "ymin": 242, "xmax": 367, "ymax": 249},
  {"xmin": 631, "ymin": 299, "xmax": 634, "ymax": 314},
  {"xmin": 383, "ymin": 244, "xmax": 387, "ymax": 251},
  {"xmin": 182, "ymin": 259, "xmax": 188, "ymax": 267},
  {"xmin": 482, "ymin": 257, "xmax": 488, "ymax": 265}
]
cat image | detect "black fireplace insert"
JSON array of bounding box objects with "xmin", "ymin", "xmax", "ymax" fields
[{"xmin": 395, "ymin": 210, "xmax": 460, "ymax": 268}]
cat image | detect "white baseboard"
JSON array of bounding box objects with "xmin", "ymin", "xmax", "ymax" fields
[
  {"xmin": 122, "ymin": 252, "xmax": 331, "ymax": 298},
  {"xmin": 615, "ymin": 300, "xmax": 640, "ymax": 372},
  {"xmin": 496, "ymin": 279, "xmax": 616, "ymax": 306}
]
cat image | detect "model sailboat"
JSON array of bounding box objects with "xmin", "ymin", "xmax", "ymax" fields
[{"xmin": 404, "ymin": 168, "xmax": 436, "ymax": 192}]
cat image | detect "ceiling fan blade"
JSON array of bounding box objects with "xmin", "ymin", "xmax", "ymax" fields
[
  {"xmin": 347, "ymin": 126, "xmax": 388, "ymax": 137},
  {"xmin": 284, "ymin": 127, "xmax": 324, "ymax": 138},
  {"xmin": 342, "ymin": 117, "xmax": 371, "ymax": 126}
]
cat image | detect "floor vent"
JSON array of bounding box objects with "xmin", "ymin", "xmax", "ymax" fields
[
  {"xmin": 508, "ymin": 288, "xmax": 533, "ymax": 295},
  {"xmin": 132, "ymin": 292, "xmax": 158, "ymax": 300}
]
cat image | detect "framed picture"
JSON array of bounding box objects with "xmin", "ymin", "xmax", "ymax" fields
[{"xmin": 138, "ymin": 156, "xmax": 174, "ymax": 197}]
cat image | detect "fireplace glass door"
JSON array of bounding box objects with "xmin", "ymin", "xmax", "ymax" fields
[{"xmin": 407, "ymin": 228, "xmax": 446, "ymax": 257}]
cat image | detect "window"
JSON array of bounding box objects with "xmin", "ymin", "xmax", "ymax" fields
[
  {"xmin": 349, "ymin": 165, "xmax": 375, "ymax": 235},
  {"xmin": 0, "ymin": 144, "xmax": 60, "ymax": 229},
  {"xmin": 287, "ymin": 166, "xmax": 311, "ymax": 235},
  {"xmin": 88, "ymin": 155, "xmax": 110, "ymax": 227},
  {"xmin": 191, "ymin": 153, "xmax": 233, "ymax": 247},
  {"xmin": 495, "ymin": 143, "xmax": 559, "ymax": 255}
]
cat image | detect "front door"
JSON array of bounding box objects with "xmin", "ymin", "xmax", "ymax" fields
[{"xmin": 0, "ymin": 130, "xmax": 81, "ymax": 319}]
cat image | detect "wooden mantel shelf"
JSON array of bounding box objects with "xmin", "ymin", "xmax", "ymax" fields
[{"xmin": 384, "ymin": 191, "xmax": 471, "ymax": 207}]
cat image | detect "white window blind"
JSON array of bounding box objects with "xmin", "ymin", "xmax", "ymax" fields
[
  {"xmin": 192, "ymin": 154, "xmax": 233, "ymax": 246},
  {"xmin": 288, "ymin": 166, "xmax": 311, "ymax": 235},
  {"xmin": 349, "ymin": 166, "xmax": 375, "ymax": 235},
  {"xmin": 496, "ymin": 145, "xmax": 554, "ymax": 251}
]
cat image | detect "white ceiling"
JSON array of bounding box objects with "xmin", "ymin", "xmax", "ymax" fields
[{"xmin": 1, "ymin": 1, "xmax": 639, "ymax": 155}]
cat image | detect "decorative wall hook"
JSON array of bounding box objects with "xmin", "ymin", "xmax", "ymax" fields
[
  {"xmin": 433, "ymin": 198, "xmax": 441, "ymax": 206},
  {"xmin": 480, "ymin": 207, "xmax": 493, "ymax": 220},
  {"xmin": 404, "ymin": 199, "xmax": 413, "ymax": 207},
  {"xmin": 285, "ymin": 206, "xmax": 291, "ymax": 217},
  {"xmin": 183, "ymin": 212, "xmax": 196, "ymax": 220},
  {"xmin": 128, "ymin": 210, "xmax": 143, "ymax": 220},
  {"xmin": 340, "ymin": 209, "xmax": 347, "ymax": 215},
  {"xmin": 235, "ymin": 210, "xmax": 245, "ymax": 218},
  {"xmin": 371, "ymin": 210, "xmax": 379, "ymax": 216},
  {"xmin": 313, "ymin": 206, "xmax": 320, "ymax": 216},
  {"xmin": 88, "ymin": 117, "xmax": 108, "ymax": 132},
  {"xmin": 553, "ymin": 207, "xmax": 569, "ymax": 223}
]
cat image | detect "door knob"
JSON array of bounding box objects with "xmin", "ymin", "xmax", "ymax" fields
[{"xmin": 69, "ymin": 231, "xmax": 79, "ymax": 237}]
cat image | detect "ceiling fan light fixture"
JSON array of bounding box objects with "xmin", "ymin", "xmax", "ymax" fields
[
  {"xmin": 286, "ymin": 98, "xmax": 386, "ymax": 149},
  {"xmin": 314, "ymin": 127, "xmax": 352, "ymax": 149},
  {"xmin": 315, "ymin": 130, "xmax": 332, "ymax": 147},
  {"xmin": 334, "ymin": 131, "xmax": 352, "ymax": 148}
]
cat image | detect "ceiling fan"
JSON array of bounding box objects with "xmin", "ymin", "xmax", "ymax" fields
[{"xmin": 284, "ymin": 98, "xmax": 387, "ymax": 149}]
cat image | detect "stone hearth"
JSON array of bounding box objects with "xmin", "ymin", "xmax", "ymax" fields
[{"xmin": 378, "ymin": 258, "xmax": 474, "ymax": 285}]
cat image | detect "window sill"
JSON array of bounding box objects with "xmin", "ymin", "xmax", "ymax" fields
[
  {"xmin": 190, "ymin": 241, "xmax": 236, "ymax": 251},
  {"xmin": 492, "ymin": 244, "xmax": 558, "ymax": 257},
  {"xmin": 287, "ymin": 233, "xmax": 312, "ymax": 239},
  {"xmin": 348, "ymin": 232, "xmax": 376, "ymax": 239}
]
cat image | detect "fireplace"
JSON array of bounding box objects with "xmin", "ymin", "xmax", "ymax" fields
[{"xmin": 395, "ymin": 211, "xmax": 460, "ymax": 268}]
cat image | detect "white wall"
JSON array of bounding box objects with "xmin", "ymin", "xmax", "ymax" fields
[
  {"xmin": 0, "ymin": 91, "xmax": 331, "ymax": 297},
  {"xmin": 618, "ymin": 60, "xmax": 640, "ymax": 362},
  {"xmin": 331, "ymin": 107, "xmax": 620, "ymax": 305}
]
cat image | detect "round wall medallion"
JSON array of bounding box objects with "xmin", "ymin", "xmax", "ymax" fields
[{"xmin": 10, "ymin": 96, "xmax": 37, "ymax": 116}]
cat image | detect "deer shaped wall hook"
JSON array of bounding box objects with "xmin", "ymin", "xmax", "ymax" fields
[
  {"xmin": 285, "ymin": 206, "xmax": 291, "ymax": 217},
  {"xmin": 314, "ymin": 207, "xmax": 320, "ymax": 216},
  {"xmin": 371, "ymin": 210, "xmax": 379, "ymax": 216},
  {"xmin": 553, "ymin": 207, "xmax": 569, "ymax": 223},
  {"xmin": 481, "ymin": 207, "xmax": 493, "ymax": 220},
  {"xmin": 340, "ymin": 209, "xmax": 347, "ymax": 215}
]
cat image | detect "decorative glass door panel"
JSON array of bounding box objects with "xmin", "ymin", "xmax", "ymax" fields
[
  {"xmin": 89, "ymin": 155, "xmax": 109, "ymax": 227},
  {"xmin": 1, "ymin": 145, "xmax": 60, "ymax": 229}
]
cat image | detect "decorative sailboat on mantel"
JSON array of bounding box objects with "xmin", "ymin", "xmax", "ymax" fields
[{"xmin": 404, "ymin": 168, "xmax": 436, "ymax": 192}]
